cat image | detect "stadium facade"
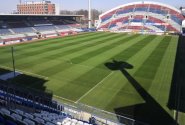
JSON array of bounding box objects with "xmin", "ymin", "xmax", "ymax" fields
[{"xmin": 97, "ymin": 1, "xmax": 185, "ymax": 34}]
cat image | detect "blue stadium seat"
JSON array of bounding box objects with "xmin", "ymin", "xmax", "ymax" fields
[
  {"xmin": 117, "ymin": 8, "xmax": 133, "ymax": 15},
  {"xmin": 12, "ymin": 27, "xmax": 35, "ymax": 34},
  {"xmin": 135, "ymin": 7, "xmax": 148, "ymax": 12},
  {"xmin": 56, "ymin": 25, "xmax": 71, "ymax": 30},
  {"xmin": 131, "ymin": 19, "xmax": 143, "ymax": 22},
  {"xmin": 148, "ymin": 8, "xmax": 167, "ymax": 16},
  {"xmin": 170, "ymin": 15, "xmax": 182, "ymax": 25},
  {"xmin": 34, "ymin": 26, "xmax": 56, "ymax": 32},
  {"xmin": 123, "ymin": 20, "xmax": 129, "ymax": 24},
  {"xmin": 109, "ymin": 24, "xmax": 117, "ymax": 28},
  {"xmin": 0, "ymin": 29, "xmax": 11, "ymax": 35},
  {"xmin": 101, "ymin": 16, "xmax": 112, "ymax": 23},
  {"xmin": 154, "ymin": 25, "xmax": 165, "ymax": 31}
]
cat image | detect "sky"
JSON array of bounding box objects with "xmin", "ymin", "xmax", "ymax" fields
[{"xmin": 0, "ymin": 0, "xmax": 184, "ymax": 13}]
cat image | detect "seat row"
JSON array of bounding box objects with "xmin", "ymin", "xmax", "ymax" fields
[
  {"xmin": 0, "ymin": 108, "xmax": 92, "ymax": 125},
  {"xmin": 0, "ymin": 25, "xmax": 73, "ymax": 35}
]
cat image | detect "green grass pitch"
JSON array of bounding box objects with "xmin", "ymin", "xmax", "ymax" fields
[{"xmin": 0, "ymin": 32, "xmax": 184, "ymax": 124}]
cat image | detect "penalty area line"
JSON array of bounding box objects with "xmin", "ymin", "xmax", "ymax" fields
[
  {"xmin": 75, "ymin": 71, "xmax": 114, "ymax": 103},
  {"xmin": 0, "ymin": 65, "xmax": 48, "ymax": 80}
]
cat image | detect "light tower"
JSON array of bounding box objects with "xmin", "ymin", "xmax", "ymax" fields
[{"xmin": 88, "ymin": 0, "xmax": 92, "ymax": 28}]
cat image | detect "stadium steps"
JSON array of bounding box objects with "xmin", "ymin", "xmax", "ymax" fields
[
  {"xmin": 9, "ymin": 29, "xmax": 15, "ymax": 34},
  {"xmin": 145, "ymin": 25, "xmax": 163, "ymax": 32},
  {"xmin": 32, "ymin": 27, "xmax": 37, "ymax": 32}
]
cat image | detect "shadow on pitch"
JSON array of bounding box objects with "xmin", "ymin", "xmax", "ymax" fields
[
  {"xmin": 105, "ymin": 59, "xmax": 177, "ymax": 125},
  {"xmin": 0, "ymin": 68, "xmax": 54, "ymax": 109},
  {"xmin": 168, "ymin": 35, "xmax": 185, "ymax": 118}
]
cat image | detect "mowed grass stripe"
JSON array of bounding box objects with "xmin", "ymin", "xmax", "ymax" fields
[
  {"xmin": 0, "ymin": 32, "xmax": 99, "ymax": 53},
  {"xmin": 71, "ymin": 34, "xmax": 140, "ymax": 64},
  {"xmin": 0, "ymin": 32, "xmax": 113, "ymax": 63},
  {"xmin": 149, "ymin": 37, "xmax": 178, "ymax": 107},
  {"xmin": 76, "ymin": 35, "xmax": 158, "ymax": 99},
  {"xmin": 25, "ymin": 34, "xmax": 141, "ymax": 98},
  {"xmin": 56, "ymin": 35, "xmax": 157, "ymax": 100},
  {"xmin": 17, "ymin": 32, "xmax": 111, "ymax": 55},
  {"xmin": 102, "ymin": 36, "xmax": 169, "ymax": 111},
  {"xmin": 105, "ymin": 35, "xmax": 175, "ymax": 125},
  {"xmin": 108, "ymin": 36, "xmax": 172, "ymax": 110},
  {"xmin": 134, "ymin": 36, "xmax": 172, "ymax": 79},
  {"xmin": 16, "ymin": 33, "xmax": 118, "ymax": 61},
  {"xmin": 80, "ymin": 35, "xmax": 154, "ymax": 67},
  {"xmin": 96, "ymin": 35, "xmax": 158, "ymax": 69},
  {"xmin": 0, "ymin": 33, "xmax": 181, "ymax": 124},
  {"xmin": 79, "ymin": 36, "xmax": 164, "ymax": 110},
  {"xmin": 13, "ymin": 33, "xmax": 124, "ymax": 70},
  {"xmin": 35, "ymin": 34, "xmax": 135, "ymax": 76},
  {"xmin": 8, "ymin": 32, "xmax": 100, "ymax": 50},
  {"xmin": 115, "ymin": 36, "xmax": 172, "ymax": 103},
  {"xmin": 1, "ymin": 32, "xmax": 109, "ymax": 59},
  {"xmin": 45, "ymin": 33, "xmax": 126, "ymax": 60},
  {"xmin": 7, "ymin": 33, "xmax": 132, "ymax": 93}
]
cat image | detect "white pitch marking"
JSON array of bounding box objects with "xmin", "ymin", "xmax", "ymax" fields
[
  {"xmin": 53, "ymin": 95, "xmax": 76, "ymax": 103},
  {"xmin": 75, "ymin": 71, "xmax": 114, "ymax": 103},
  {"xmin": 0, "ymin": 65, "xmax": 48, "ymax": 80},
  {"xmin": 61, "ymin": 58, "xmax": 94, "ymax": 69}
]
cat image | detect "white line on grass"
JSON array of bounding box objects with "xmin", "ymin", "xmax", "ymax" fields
[
  {"xmin": 0, "ymin": 65, "xmax": 48, "ymax": 80},
  {"xmin": 53, "ymin": 95, "xmax": 76, "ymax": 103},
  {"xmin": 61, "ymin": 58, "xmax": 93, "ymax": 69},
  {"xmin": 75, "ymin": 71, "xmax": 114, "ymax": 103}
]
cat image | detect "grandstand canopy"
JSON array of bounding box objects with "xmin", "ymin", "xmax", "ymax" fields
[
  {"xmin": 0, "ymin": 14, "xmax": 83, "ymax": 17},
  {"xmin": 0, "ymin": 14, "xmax": 83, "ymax": 20}
]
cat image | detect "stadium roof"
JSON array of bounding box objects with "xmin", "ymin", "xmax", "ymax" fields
[
  {"xmin": 99, "ymin": 1, "xmax": 182, "ymax": 18},
  {"xmin": 0, "ymin": 14, "xmax": 83, "ymax": 17}
]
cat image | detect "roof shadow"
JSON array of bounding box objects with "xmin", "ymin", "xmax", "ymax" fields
[{"xmin": 105, "ymin": 60, "xmax": 177, "ymax": 125}]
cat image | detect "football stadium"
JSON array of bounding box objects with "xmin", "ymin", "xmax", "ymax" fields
[{"xmin": 0, "ymin": 0, "xmax": 185, "ymax": 125}]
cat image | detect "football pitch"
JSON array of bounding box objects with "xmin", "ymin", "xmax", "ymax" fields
[{"xmin": 0, "ymin": 32, "xmax": 184, "ymax": 124}]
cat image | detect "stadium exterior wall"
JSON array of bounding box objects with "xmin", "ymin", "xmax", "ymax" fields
[{"xmin": 97, "ymin": 1, "xmax": 185, "ymax": 34}]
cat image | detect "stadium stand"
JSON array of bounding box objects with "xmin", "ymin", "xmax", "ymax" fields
[
  {"xmin": 0, "ymin": 29, "xmax": 12, "ymax": 35},
  {"xmin": 0, "ymin": 74, "xmax": 138, "ymax": 125},
  {"xmin": 0, "ymin": 14, "xmax": 83, "ymax": 45},
  {"xmin": 0, "ymin": 78, "xmax": 105, "ymax": 125},
  {"xmin": 0, "ymin": 107, "xmax": 93, "ymax": 125},
  {"xmin": 97, "ymin": 1, "xmax": 185, "ymax": 34},
  {"xmin": 12, "ymin": 27, "xmax": 35, "ymax": 34},
  {"xmin": 34, "ymin": 26, "xmax": 56, "ymax": 32}
]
